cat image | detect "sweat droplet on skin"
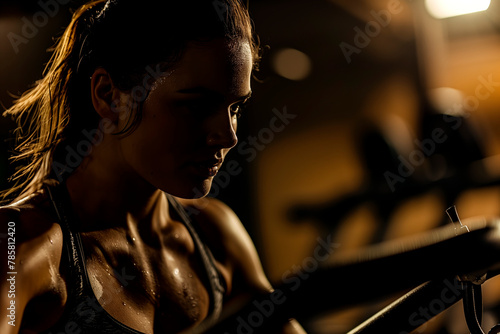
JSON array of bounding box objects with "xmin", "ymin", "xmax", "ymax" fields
[{"xmin": 92, "ymin": 276, "xmax": 104, "ymax": 300}]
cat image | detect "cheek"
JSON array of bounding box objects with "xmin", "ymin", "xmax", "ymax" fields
[
  {"xmin": 119, "ymin": 115, "xmax": 213, "ymax": 197},
  {"xmin": 119, "ymin": 112, "xmax": 174, "ymax": 168},
  {"xmin": 119, "ymin": 106, "xmax": 200, "ymax": 177}
]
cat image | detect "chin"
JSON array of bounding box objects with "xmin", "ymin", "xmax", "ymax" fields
[{"xmin": 164, "ymin": 179, "xmax": 213, "ymax": 199}]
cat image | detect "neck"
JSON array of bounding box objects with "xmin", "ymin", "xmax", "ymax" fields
[{"xmin": 63, "ymin": 135, "xmax": 169, "ymax": 233}]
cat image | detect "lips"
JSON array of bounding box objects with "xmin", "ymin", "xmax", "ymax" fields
[{"xmin": 190, "ymin": 158, "xmax": 223, "ymax": 178}]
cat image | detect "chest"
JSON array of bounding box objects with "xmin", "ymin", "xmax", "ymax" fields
[{"xmin": 81, "ymin": 228, "xmax": 214, "ymax": 334}]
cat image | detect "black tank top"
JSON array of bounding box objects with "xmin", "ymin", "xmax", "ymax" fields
[{"xmin": 41, "ymin": 183, "xmax": 225, "ymax": 334}]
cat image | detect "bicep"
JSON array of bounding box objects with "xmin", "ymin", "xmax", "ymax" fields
[
  {"xmin": 201, "ymin": 199, "xmax": 273, "ymax": 294},
  {"xmin": 0, "ymin": 219, "xmax": 26, "ymax": 334},
  {"xmin": 0, "ymin": 209, "xmax": 62, "ymax": 333},
  {"xmin": 0, "ymin": 273, "xmax": 22, "ymax": 334},
  {"xmin": 224, "ymin": 224, "xmax": 308, "ymax": 333},
  {"xmin": 201, "ymin": 201, "xmax": 308, "ymax": 333}
]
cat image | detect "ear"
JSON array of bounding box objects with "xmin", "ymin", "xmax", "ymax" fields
[{"xmin": 90, "ymin": 68, "xmax": 121, "ymax": 123}]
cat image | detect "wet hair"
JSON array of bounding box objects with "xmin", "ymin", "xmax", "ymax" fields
[{"xmin": 2, "ymin": 0, "xmax": 260, "ymax": 202}]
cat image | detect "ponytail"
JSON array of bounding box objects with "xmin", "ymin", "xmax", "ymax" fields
[
  {"xmin": 2, "ymin": 0, "xmax": 107, "ymax": 202},
  {"xmin": 2, "ymin": 0, "xmax": 260, "ymax": 203}
]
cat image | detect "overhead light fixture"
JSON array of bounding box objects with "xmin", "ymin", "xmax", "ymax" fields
[{"xmin": 425, "ymin": 0, "xmax": 491, "ymax": 19}]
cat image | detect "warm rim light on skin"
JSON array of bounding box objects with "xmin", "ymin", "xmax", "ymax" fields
[{"xmin": 425, "ymin": 0, "xmax": 491, "ymax": 19}]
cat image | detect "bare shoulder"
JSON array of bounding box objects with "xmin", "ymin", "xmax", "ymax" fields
[
  {"xmin": 176, "ymin": 198, "xmax": 308, "ymax": 333},
  {"xmin": 177, "ymin": 197, "xmax": 254, "ymax": 256},
  {"xmin": 0, "ymin": 191, "xmax": 65, "ymax": 330},
  {"xmin": 176, "ymin": 197, "xmax": 273, "ymax": 294},
  {"xmin": 0, "ymin": 191, "xmax": 63, "ymax": 246}
]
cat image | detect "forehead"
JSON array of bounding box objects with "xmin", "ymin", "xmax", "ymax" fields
[{"xmin": 158, "ymin": 39, "xmax": 253, "ymax": 98}]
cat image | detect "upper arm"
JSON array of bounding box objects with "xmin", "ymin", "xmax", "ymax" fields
[
  {"xmin": 185, "ymin": 197, "xmax": 273, "ymax": 295},
  {"xmin": 0, "ymin": 206, "xmax": 63, "ymax": 334},
  {"xmin": 0, "ymin": 208, "xmax": 20, "ymax": 334},
  {"xmin": 183, "ymin": 198, "xmax": 307, "ymax": 333}
]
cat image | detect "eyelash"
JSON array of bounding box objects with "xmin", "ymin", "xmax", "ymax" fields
[
  {"xmin": 230, "ymin": 101, "xmax": 248, "ymax": 119},
  {"xmin": 182, "ymin": 99, "xmax": 249, "ymax": 118}
]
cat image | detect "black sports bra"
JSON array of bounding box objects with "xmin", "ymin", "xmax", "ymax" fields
[{"xmin": 41, "ymin": 182, "xmax": 225, "ymax": 334}]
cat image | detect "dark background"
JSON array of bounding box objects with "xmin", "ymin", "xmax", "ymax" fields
[{"xmin": 3, "ymin": 1, "xmax": 500, "ymax": 332}]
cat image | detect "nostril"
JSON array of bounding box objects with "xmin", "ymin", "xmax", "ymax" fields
[{"xmin": 206, "ymin": 116, "xmax": 238, "ymax": 149}]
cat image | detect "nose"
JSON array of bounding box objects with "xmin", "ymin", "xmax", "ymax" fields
[{"xmin": 206, "ymin": 110, "xmax": 238, "ymax": 149}]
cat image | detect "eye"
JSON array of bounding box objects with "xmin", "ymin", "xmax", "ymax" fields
[
  {"xmin": 230, "ymin": 101, "xmax": 248, "ymax": 119},
  {"xmin": 230, "ymin": 104, "xmax": 242, "ymax": 118}
]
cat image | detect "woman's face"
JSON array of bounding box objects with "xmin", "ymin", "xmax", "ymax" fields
[{"xmin": 117, "ymin": 39, "xmax": 253, "ymax": 198}]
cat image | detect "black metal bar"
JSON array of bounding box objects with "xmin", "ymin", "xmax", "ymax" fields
[
  {"xmin": 463, "ymin": 282, "xmax": 485, "ymax": 334},
  {"xmin": 347, "ymin": 277, "xmax": 464, "ymax": 334}
]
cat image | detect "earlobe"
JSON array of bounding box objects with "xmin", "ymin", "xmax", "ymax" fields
[{"xmin": 91, "ymin": 68, "xmax": 119, "ymax": 122}]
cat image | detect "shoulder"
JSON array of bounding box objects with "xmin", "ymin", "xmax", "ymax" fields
[
  {"xmin": 1, "ymin": 190, "xmax": 63, "ymax": 245},
  {"xmin": 178, "ymin": 197, "xmax": 251, "ymax": 255},
  {"xmin": 176, "ymin": 197, "xmax": 273, "ymax": 295},
  {"xmin": 175, "ymin": 197, "xmax": 308, "ymax": 334},
  {"xmin": 0, "ymin": 190, "xmax": 65, "ymax": 296}
]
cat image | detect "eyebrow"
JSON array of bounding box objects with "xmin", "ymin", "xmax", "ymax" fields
[{"xmin": 176, "ymin": 86, "xmax": 252, "ymax": 102}]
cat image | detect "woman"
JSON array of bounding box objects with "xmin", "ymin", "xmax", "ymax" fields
[{"xmin": 0, "ymin": 0, "xmax": 306, "ymax": 333}]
